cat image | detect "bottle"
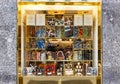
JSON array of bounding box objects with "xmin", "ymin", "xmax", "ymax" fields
[
  {"xmin": 37, "ymin": 51, "xmax": 41, "ymax": 60},
  {"xmin": 73, "ymin": 51, "xmax": 78, "ymax": 61},
  {"xmin": 23, "ymin": 67, "xmax": 27, "ymax": 75},
  {"xmin": 78, "ymin": 51, "xmax": 82, "ymax": 60},
  {"xmin": 83, "ymin": 63, "xmax": 88, "ymax": 75},
  {"xmin": 41, "ymin": 52, "xmax": 46, "ymax": 61}
]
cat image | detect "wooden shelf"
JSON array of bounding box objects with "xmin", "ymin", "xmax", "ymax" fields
[
  {"xmin": 26, "ymin": 48, "xmax": 45, "ymax": 50},
  {"xmin": 24, "ymin": 11, "xmax": 95, "ymax": 75},
  {"xmin": 26, "ymin": 60, "xmax": 93, "ymax": 62},
  {"xmin": 26, "ymin": 37, "xmax": 45, "ymax": 39},
  {"xmin": 73, "ymin": 48, "xmax": 93, "ymax": 50},
  {"xmin": 17, "ymin": 9, "xmax": 102, "ymax": 79}
]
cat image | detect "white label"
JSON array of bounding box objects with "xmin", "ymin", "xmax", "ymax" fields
[
  {"xmin": 48, "ymin": 72, "xmax": 52, "ymax": 75},
  {"xmin": 74, "ymin": 15, "xmax": 83, "ymax": 26},
  {"xmin": 26, "ymin": 14, "xmax": 35, "ymax": 25},
  {"xmin": 36, "ymin": 14, "xmax": 45, "ymax": 26},
  {"xmin": 38, "ymin": 72, "xmax": 42, "ymax": 75},
  {"xmin": 65, "ymin": 70, "xmax": 73, "ymax": 75},
  {"xmin": 84, "ymin": 14, "xmax": 93, "ymax": 26},
  {"xmin": 57, "ymin": 72, "xmax": 62, "ymax": 75}
]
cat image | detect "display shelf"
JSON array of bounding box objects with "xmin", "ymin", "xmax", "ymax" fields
[
  {"xmin": 17, "ymin": 1, "xmax": 102, "ymax": 84},
  {"xmin": 17, "ymin": 2, "xmax": 102, "ymax": 79},
  {"xmin": 25, "ymin": 37, "xmax": 45, "ymax": 40},
  {"xmin": 26, "ymin": 48, "xmax": 45, "ymax": 50},
  {"xmin": 73, "ymin": 48, "xmax": 93, "ymax": 50},
  {"xmin": 26, "ymin": 60, "xmax": 46, "ymax": 62},
  {"xmin": 26, "ymin": 60, "xmax": 93, "ymax": 62}
]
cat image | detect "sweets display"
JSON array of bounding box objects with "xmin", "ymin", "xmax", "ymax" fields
[
  {"xmin": 24, "ymin": 11, "xmax": 97, "ymax": 76},
  {"xmin": 74, "ymin": 62, "xmax": 83, "ymax": 76}
]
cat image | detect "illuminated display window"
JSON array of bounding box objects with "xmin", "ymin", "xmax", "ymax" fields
[{"xmin": 17, "ymin": 1, "xmax": 102, "ymax": 84}]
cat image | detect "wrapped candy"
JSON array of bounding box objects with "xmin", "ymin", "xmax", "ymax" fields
[{"xmin": 73, "ymin": 26, "xmax": 78, "ymax": 37}]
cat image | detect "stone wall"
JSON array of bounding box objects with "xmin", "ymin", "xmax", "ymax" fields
[
  {"xmin": 103, "ymin": 1, "xmax": 120, "ymax": 84},
  {"xmin": 0, "ymin": 0, "xmax": 17, "ymax": 84}
]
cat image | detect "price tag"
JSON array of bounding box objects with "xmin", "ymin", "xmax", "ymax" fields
[{"xmin": 38, "ymin": 73, "xmax": 42, "ymax": 75}]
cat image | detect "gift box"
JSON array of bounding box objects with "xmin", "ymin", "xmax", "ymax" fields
[
  {"xmin": 45, "ymin": 64, "xmax": 56, "ymax": 76},
  {"xmin": 36, "ymin": 39, "xmax": 45, "ymax": 48},
  {"xmin": 64, "ymin": 62, "xmax": 73, "ymax": 76},
  {"xmin": 64, "ymin": 26, "xmax": 73, "ymax": 37},
  {"xmin": 74, "ymin": 39, "xmax": 82, "ymax": 49},
  {"xmin": 56, "ymin": 63, "xmax": 63, "ymax": 76}
]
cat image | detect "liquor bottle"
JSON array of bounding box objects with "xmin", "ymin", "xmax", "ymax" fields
[
  {"xmin": 23, "ymin": 67, "xmax": 27, "ymax": 75},
  {"xmin": 31, "ymin": 27, "xmax": 35, "ymax": 37},
  {"xmin": 83, "ymin": 28, "xmax": 88, "ymax": 38},
  {"xmin": 74, "ymin": 62, "xmax": 82, "ymax": 76},
  {"xmin": 31, "ymin": 51, "xmax": 36, "ymax": 60},
  {"xmin": 31, "ymin": 38, "xmax": 36, "ymax": 48},
  {"xmin": 36, "ymin": 51, "xmax": 41, "ymax": 60},
  {"xmin": 78, "ymin": 27, "xmax": 83, "ymax": 38},
  {"xmin": 83, "ymin": 63, "xmax": 88, "ymax": 75},
  {"xmin": 36, "ymin": 66, "xmax": 43, "ymax": 76},
  {"xmin": 56, "ymin": 63, "xmax": 63, "ymax": 76},
  {"xmin": 78, "ymin": 51, "xmax": 82, "ymax": 60},
  {"xmin": 73, "ymin": 51, "xmax": 78, "ymax": 61},
  {"xmin": 73, "ymin": 26, "xmax": 78, "ymax": 37},
  {"xmin": 55, "ymin": 27, "xmax": 61, "ymax": 38},
  {"xmin": 41, "ymin": 52, "xmax": 46, "ymax": 61},
  {"xmin": 47, "ymin": 51, "xmax": 52, "ymax": 60}
]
